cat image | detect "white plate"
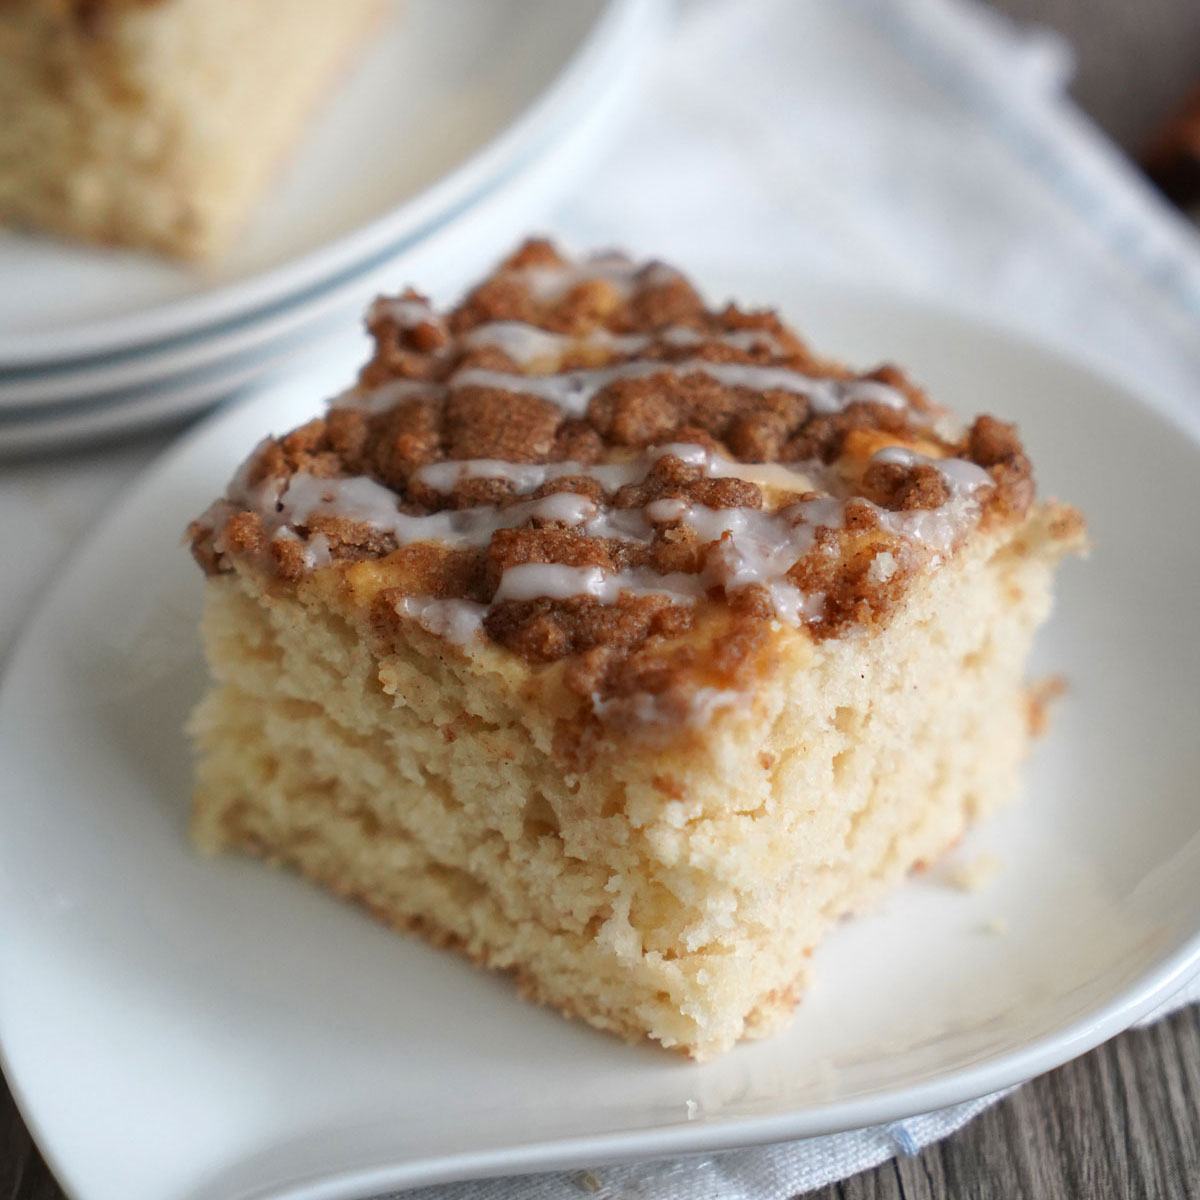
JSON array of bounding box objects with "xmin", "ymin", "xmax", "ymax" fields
[
  {"xmin": 2, "ymin": 283, "xmax": 1199, "ymax": 1200},
  {"xmin": 0, "ymin": 331, "xmax": 361, "ymax": 456},
  {"xmin": 0, "ymin": 0, "xmax": 651, "ymax": 367}
]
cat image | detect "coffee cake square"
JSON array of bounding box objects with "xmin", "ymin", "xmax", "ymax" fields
[{"xmin": 187, "ymin": 240, "xmax": 1084, "ymax": 1057}]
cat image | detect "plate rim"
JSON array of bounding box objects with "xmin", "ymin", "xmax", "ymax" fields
[
  {"xmin": 0, "ymin": 0, "xmax": 651, "ymax": 369},
  {"xmin": 2, "ymin": 281, "xmax": 1199, "ymax": 1199}
]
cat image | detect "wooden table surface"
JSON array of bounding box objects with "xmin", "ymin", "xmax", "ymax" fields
[{"xmin": 3, "ymin": 2, "xmax": 1198, "ymax": 1197}]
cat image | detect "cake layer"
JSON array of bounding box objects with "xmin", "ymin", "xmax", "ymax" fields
[{"xmin": 0, "ymin": 0, "xmax": 381, "ymax": 256}]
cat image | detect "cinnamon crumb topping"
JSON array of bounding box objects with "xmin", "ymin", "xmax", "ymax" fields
[{"xmin": 188, "ymin": 239, "xmax": 1056, "ymax": 732}]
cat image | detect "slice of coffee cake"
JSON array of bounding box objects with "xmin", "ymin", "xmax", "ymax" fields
[{"xmin": 187, "ymin": 240, "xmax": 1084, "ymax": 1058}]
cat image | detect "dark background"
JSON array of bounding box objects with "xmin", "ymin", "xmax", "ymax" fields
[{"xmin": 997, "ymin": 0, "xmax": 1200, "ymax": 152}]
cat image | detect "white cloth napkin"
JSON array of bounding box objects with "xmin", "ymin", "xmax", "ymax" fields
[{"xmin": 383, "ymin": 0, "xmax": 1200, "ymax": 1195}]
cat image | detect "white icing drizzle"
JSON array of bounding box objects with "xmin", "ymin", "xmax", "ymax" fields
[
  {"xmin": 871, "ymin": 445, "xmax": 992, "ymax": 489},
  {"xmin": 396, "ymin": 596, "xmax": 486, "ymax": 645},
  {"xmin": 449, "ymin": 358, "xmax": 906, "ymax": 419},
  {"xmin": 413, "ymin": 456, "xmax": 646, "ymax": 495},
  {"xmin": 275, "ymin": 474, "xmax": 660, "ymax": 550},
  {"xmin": 240, "ymin": 463, "xmax": 855, "ymax": 626},
  {"xmin": 447, "ymin": 363, "xmax": 633, "ymax": 417},
  {"xmin": 412, "ymin": 443, "xmax": 826, "ymax": 500},
  {"xmin": 495, "ymin": 563, "xmax": 705, "ymax": 605},
  {"xmin": 683, "ymin": 501, "xmax": 833, "ymax": 625},
  {"xmin": 660, "ymin": 326, "xmax": 781, "ymax": 352},
  {"xmin": 202, "ymin": 437, "xmax": 285, "ymax": 557},
  {"xmin": 514, "ymin": 255, "xmax": 682, "ymax": 302},
  {"xmin": 368, "ymin": 296, "xmax": 438, "ymax": 327},
  {"xmin": 336, "ymin": 301, "xmax": 895, "ymax": 425},
  {"xmin": 645, "ymin": 497, "xmax": 689, "ymax": 523},
  {"xmin": 306, "ymin": 532, "xmax": 333, "ymax": 568},
  {"xmin": 280, "ymin": 474, "xmax": 460, "ymax": 543},
  {"xmin": 216, "ymin": 439, "xmax": 990, "ymax": 642},
  {"xmin": 462, "ymin": 321, "xmax": 782, "ymax": 366},
  {"xmin": 464, "ymin": 491, "xmax": 850, "ymax": 625},
  {"xmin": 269, "ymin": 526, "xmax": 334, "ymax": 571},
  {"xmin": 868, "ymin": 551, "xmax": 899, "ymax": 583},
  {"xmin": 652, "ymin": 442, "xmax": 825, "ymax": 493},
  {"xmin": 870, "ymin": 447, "xmax": 994, "ymax": 554},
  {"xmin": 497, "ymin": 490, "xmax": 654, "ymax": 542},
  {"xmin": 463, "ymin": 321, "xmax": 578, "ymax": 364},
  {"xmin": 209, "ymin": 445, "xmax": 987, "ymax": 627}
]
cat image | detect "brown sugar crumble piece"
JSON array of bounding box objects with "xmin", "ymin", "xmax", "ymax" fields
[
  {"xmin": 186, "ymin": 239, "xmax": 1086, "ymax": 1058},
  {"xmin": 1025, "ymin": 674, "xmax": 1068, "ymax": 738}
]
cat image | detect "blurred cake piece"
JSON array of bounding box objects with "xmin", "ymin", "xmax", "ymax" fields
[{"xmin": 0, "ymin": 0, "xmax": 383, "ymax": 258}]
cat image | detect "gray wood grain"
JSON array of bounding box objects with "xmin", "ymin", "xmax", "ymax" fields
[{"xmin": 813, "ymin": 1005, "xmax": 1200, "ymax": 1200}]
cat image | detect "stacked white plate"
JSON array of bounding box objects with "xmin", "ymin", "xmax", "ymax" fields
[{"xmin": 0, "ymin": 0, "xmax": 662, "ymax": 455}]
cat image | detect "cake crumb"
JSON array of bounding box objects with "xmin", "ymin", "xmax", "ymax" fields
[
  {"xmin": 867, "ymin": 550, "xmax": 898, "ymax": 583},
  {"xmin": 575, "ymin": 1169, "xmax": 603, "ymax": 1193},
  {"xmin": 949, "ymin": 851, "xmax": 1004, "ymax": 892},
  {"xmin": 1026, "ymin": 674, "xmax": 1067, "ymax": 737},
  {"xmin": 984, "ymin": 916, "xmax": 1009, "ymax": 935}
]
